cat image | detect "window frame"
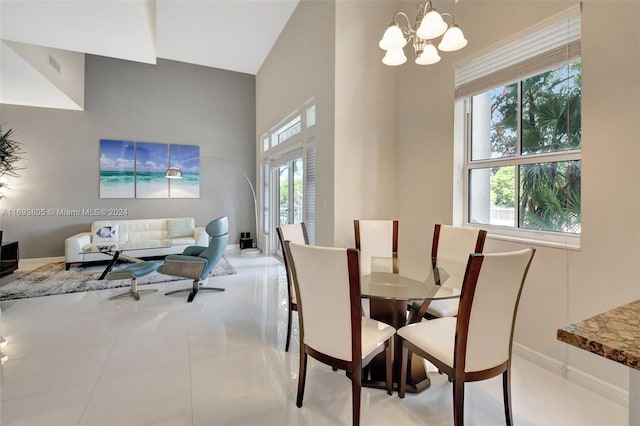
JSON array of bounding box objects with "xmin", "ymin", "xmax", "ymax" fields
[
  {"xmin": 259, "ymin": 100, "xmax": 316, "ymax": 254},
  {"xmin": 458, "ymin": 65, "xmax": 581, "ymax": 250}
]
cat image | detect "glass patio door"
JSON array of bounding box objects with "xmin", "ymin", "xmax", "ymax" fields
[{"xmin": 274, "ymin": 157, "xmax": 303, "ymax": 257}]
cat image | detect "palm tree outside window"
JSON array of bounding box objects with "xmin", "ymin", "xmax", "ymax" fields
[{"xmin": 466, "ymin": 59, "xmax": 581, "ymax": 234}]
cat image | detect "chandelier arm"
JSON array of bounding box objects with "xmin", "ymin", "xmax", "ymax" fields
[
  {"xmin": 392, "ymin": 11, "xmax": 412, "ymax": 30},
  {"xmin": 440, "ymin": 12, "xmax": 456, "ymax": 25}
]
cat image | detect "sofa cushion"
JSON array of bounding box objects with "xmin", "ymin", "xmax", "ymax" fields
[
  {"xmin": 170, "ymin": 237, "xmax": 197, "ymax": 246},
  {"xmin": 92, "ymin": 221, "xmax": 120, "ymax": 243},
  {"xmin": 167, "ymin": 218, "xmax": 195, "ymax": 239}
]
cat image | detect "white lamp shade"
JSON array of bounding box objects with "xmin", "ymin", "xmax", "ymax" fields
[
  {"xmin": 438, "ymin": 25, "xmax": 468, "ymax": 52},
  {"xmin": 382, "ymin": 48, "xmax": 407, "ymax": 66},
  {"xmin": 416, "ymin": 10, "xmax": 448, "ymax": 40},
  {"xmin": 415, "ymin": 43, "xmax": 441, "ymax": 65},
  {"xmin": 379, "ymin": 25, "xmax": 407, "ymax": 50}
]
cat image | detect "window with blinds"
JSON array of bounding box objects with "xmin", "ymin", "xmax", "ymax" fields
[
  {"xmin": 260, "ymin": 100, "xmax": 316, "ymax": 251},
  {"xmin": 457, "ymin": 8, "xmax": 581, "ymax": 240},
  {"xmin": 262, "ymin": 163, "xmax": 270, "ymax": 234},
  {"xmin": 305, "ymin": 143, "xmax": 316, "ymax": 244}
]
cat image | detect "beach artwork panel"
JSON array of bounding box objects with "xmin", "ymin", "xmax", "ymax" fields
[
  {"xmin": 135, "ymin": 142, "xmax": 169, "ymax": 198},
  {"xmin": 99, "ymin": 139, "xmax": 135, "ymax": 198},
  {"xmin": 169, "ymin": 144, "xmax": 200, "ymax": 198}
]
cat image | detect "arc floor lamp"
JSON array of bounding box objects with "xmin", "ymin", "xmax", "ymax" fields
[{"xmin": 165, "ymin": 156, "xmax": 261, "ymax": 257}]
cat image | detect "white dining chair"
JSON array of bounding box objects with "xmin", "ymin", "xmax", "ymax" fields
[
  {"xmin": 276, "ymin": 222, "xmax": 309, "ymax": 352},
  {"xmin": 412, "ymin": 224, "xmax": 487, "ymax": 319},
  {"xmin": 284, "ymin": 241, "xmax": 395, "ymax": 426},
  {"xmin": 398, "ymin": 248, "xmax": 536, "ymax": 426},
  {"xmin": 353, "ymin": 219, "xmax": 399, "ymax": 274}
]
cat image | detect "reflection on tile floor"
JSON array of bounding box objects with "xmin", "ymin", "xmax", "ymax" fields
[{"xmin": 0, "ymin": 253, "xmax": 626, "ymax": 425}]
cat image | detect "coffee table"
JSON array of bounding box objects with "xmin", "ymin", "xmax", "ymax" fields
[{"xmin": 80, "ymin": 241, "xmax": 171, "ymax": 280}]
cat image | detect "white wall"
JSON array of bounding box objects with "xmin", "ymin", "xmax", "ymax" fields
[
  {"xmin": 256, "ymin": 0, "xmax": 336, "ymax": 248},
  {"xmin": 333, "ymin": 0, "xmax": 399, "ymax": 248},
  {"xmin": 396, "ymin": 0, "xmax": 640, "ymax": 389},
  {"xmin": 1, "ymin": 41, "xmax": 85, "ymax": 110}
]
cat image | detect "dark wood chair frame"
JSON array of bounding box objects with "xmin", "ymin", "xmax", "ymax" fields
[
  {"xmin": 276, "ymin": 223, "xmax": 309, "ymax": 352},
  {"xmin": 413, "ymin": 224, "xmax": 487, "ymax": 320},
  {"xmin": 284, "ymin": 242, "xmax": 393, "ymax": 426},
  {"xmin": 353, "ymin": 219, "xmax": 399, "ymax": 273},
  {"xmin": 399, "ymin": 250, "xmax": 536, "ymax": 426}
]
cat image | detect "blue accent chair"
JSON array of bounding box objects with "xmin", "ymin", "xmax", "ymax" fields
[{"xmin": 159, "ymin": 216, "xmax": 229, "ymax": 303}]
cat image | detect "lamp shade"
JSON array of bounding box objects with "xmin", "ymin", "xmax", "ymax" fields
[
  {"xmin": 382, "ymin": 48, "xmax": 407, "ymax": 66},
  {"xmin": 438, "ymin": 25, "xmax": 468, "ymax": 52},
  {"xmin": 415, "ymin": 43, "xmax": 441, "ymax": 65},
  {"xmin": 416, "ymin": 10, "xmax": 448, "ymax": 40},
  {"xmin": 165, "ymin": 167, "xmax": 183, "ymax": 179},
  {"xmin": 379, "ymin": 25, "xmax": 407, "ymax": 50}
]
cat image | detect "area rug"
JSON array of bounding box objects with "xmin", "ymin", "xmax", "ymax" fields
[{"xmin": 0, "ymin": 256, "xmax": 236, "ymax": 301}]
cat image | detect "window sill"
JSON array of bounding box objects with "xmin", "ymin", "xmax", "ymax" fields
[{"xmin": 465, "ymin": 224, "xmax": 580, "ymax": 251}]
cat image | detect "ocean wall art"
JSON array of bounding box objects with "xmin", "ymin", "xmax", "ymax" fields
[{"xmin": 99, "ymin": 140, "xmax": 200, "ymax": 199}]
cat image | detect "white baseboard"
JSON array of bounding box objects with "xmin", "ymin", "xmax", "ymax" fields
[
  {"xmin": 513, "ymin": 342, "xmax": 628, "ymax": 407},
  {"xmin": 19, "ymin": 256, "xmax": 64, "ymax": 267}
]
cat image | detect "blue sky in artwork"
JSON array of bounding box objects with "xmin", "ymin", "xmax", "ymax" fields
[
  {"xmin": 99, "ymin": 139, "xmax": 135, "ymax": 172},
  {"xmin": 136, "ymin": 142, "xmax": 169, "ymax": 173},
  {"xmin": 170, "ymin": 144, "xmax": 200, "ymax": 174}
]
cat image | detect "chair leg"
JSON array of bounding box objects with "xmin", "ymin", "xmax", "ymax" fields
[
  {"xmin": 285, "ymin": 303, "xmax": 293, "ymax": 352},
  {"xmin": 398, "ymin": 344, "xmax": 408, "ymax": 398},
  {"xmin": 166, "ymin": 279, "xmax": 224, "ymax": 303},
  {"xmin": 296, "ymin": 349, "xmax": 308, "ymax": 407},
  {"xmin": 503, "ymin": 368, "xmax": 513, "ymax": 426},
  {"xmin": 351, "ymin": 366, "xmax": 362, "ymax": 426},
  {"xmin": 385, "ymin": 341, "xmax": 392, "ymax": 395},
  {"xmin": 187, "ymin": 288, "xmax": 198, "ymax": 303},
  {"xmin": 453, "ymin": 378, "xmax": 465, "ymax": 426}
]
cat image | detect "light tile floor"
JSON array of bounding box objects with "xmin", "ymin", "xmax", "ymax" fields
[{"xmin": 0, "ymin": 253, "xmax": 627, "ymax": 425}]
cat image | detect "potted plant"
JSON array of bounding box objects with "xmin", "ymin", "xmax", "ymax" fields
[{"xmin": 0, "ymin": 125, "xmax": 24, "ymax": 182}]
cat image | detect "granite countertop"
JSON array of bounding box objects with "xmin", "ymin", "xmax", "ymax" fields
[{"xmin": 557, "ymin": 299, "xmax": 640, "ymax": 371}]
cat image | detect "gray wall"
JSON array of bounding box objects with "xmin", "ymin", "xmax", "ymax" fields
[{"xmin": 0, "ymin": 56, "xmax": 256, "ymax": 258}]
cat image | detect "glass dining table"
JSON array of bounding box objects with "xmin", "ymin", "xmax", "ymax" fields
[{"xmin": 360, "ymin": 270, "xmax": 459, "ymax": 393}]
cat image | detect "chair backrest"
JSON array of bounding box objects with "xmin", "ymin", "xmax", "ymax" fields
[
  {"xmin": 285, "ymin": 241, "xmax": 362, "ymax": 362},
  {"xmin": 277, "ymin": 223, "xmax": 309, "ymax": 247},
  {"xmin": 354, "ymin": 219, "xmax": 398, "ymax": 274},
  {"xmin": 197, "ymin": 216, "xmax": 229, "ymax": 279},
  {"xmin": 455, "ymin": 248, "xmax": 535, "ymax": 373},
  {"xmin": 432, "ymin": 224, "xmax": 486, "ymax": 289},
  {"xmin": 276, "ymin": 223, "xmax": 309, "ymax": 302}
]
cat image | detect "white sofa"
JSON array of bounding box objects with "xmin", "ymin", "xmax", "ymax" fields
[{"xmin": 65, "ymin": 217, "xmax": 209, "ymax": 270}]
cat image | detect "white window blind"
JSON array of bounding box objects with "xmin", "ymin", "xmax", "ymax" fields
[
  {"xmin": 262, "ymin": 163, "xmax": 270, "ymax": 234},
  {"xmin": 305, "ymin": 141, "xmax": 316, "ymax": 245},
  {"xmin": 455, "ymin": 9, "xmax": 581, "ymax": 99}
]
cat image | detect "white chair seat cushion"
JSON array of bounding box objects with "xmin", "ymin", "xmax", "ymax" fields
[
  {"xmin": 361, "ymin": 317, "xmax": 395, "ymax": 358},
  {"xmin": 397, "ymin": 317, "xmax": 456, "ymax": 368},
  {"xmin": 426, "ymin": 298, "xmax": 459, "ymax": 318}
]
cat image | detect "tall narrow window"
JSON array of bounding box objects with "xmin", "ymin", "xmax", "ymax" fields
[
  {"xmin": 305, "ymin": 144, "xmax": 316, "ymax": 244},
  {"xmin": 262, "ymin": 163, "xmax": 270, "ymax": 234},
  {"xmin": 260, "ymin": 101, "xmax": 316, "ymax": 252}
]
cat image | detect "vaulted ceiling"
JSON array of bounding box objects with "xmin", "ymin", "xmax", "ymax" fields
[{"xmin": 0, "ymin": 0, "xmax": 299, "ymax": 109}]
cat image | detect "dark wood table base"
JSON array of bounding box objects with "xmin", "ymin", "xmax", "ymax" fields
[{"xmin": 363, "ymin": 299, "xmax": 431, "ymax": 393}]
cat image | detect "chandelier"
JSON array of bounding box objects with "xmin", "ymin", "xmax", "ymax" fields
[{"xmin": 378, "ymin": 1, "xmax": 467, "ymax": 66}]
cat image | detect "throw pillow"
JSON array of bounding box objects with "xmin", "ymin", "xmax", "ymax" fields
[
  {"xmin": 167, "ymin": 218, "xmax": 195, "ymax": 239},
  {"xmin": 93, "ymin": 222, "xmax": 119, "ymax": 243}
]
